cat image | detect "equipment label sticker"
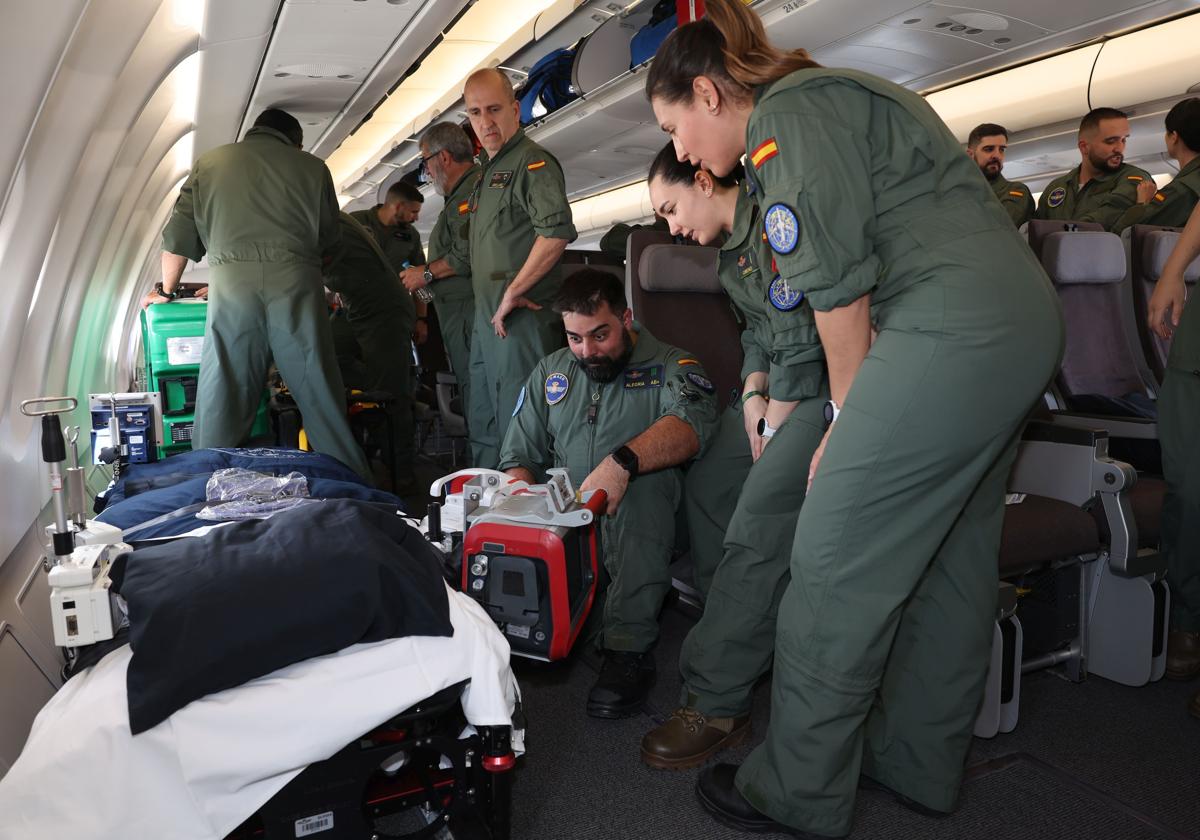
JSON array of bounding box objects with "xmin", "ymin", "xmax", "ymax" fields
[
  {"xmin": 506, "ymin": 623, "xmax": 531, "ymax": 639},
  {"xmin": 1047, "ymin": 186, "xmax": 1066, "ymax": 208},
  {"xmin": 295, "ymin": 812, "xmax": 334, "ymax": 836},
  {"xmin": 166, "ymin": 336, "xmax": 204, "ymax": 366},
  {"xmin": 545, "ymin": 372, "xmax": 569, "ymax": 405}
]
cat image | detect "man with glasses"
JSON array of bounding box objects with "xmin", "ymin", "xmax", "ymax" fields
[{"xmin": 402, "ymin": 123, "xmax": 481, "ymax": 429}]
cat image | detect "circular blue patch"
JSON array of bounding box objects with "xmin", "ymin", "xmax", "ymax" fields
[
  {"xmin": 1047, "ymin": 186, "xmax": 1066, "ymax": 208},
  {"xmin": 685, "ymin": 371, "xmax": 714, "ymax": 393},
  {"xmin": 764, "ymin": 203, "xmax": 800, "ymax": 255},
  {"xmin": 769, "ymin": 275, "xmax": 804, "ymax": 311},
  {"xmin": 545, "ymin": 372, "xmax": 569, "ymax": 406}
]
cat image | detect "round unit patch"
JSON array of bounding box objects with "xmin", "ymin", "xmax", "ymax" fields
[
  {"xmin": 764, "ymin": 203, "xmax": 800, "ymax": 255},
  {"xmin": 769, "ymin": 275, "xmax": 804, "ymax": 311},
  {"xmin": 545, "ymin": 372, "xmax": 569, "ymax": 405},
  {"xmin": 685, "ymin": 371, "xmax": 714, "ymax": 393},
  {"xmin": 1047, "ymin": 186, "xmax": 1066, "ymax": 208}
]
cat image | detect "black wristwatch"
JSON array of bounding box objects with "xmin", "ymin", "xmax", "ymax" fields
[
  {"xmin": 823, "ymin": 400, "xmax": 841, "ymax": 428},
  {"xmin": 423, "ymin": 266, "xmax": 434, "ymax": 285},
  {"xmin": 611, "ymin": 445, "xmax": 640, "ymax": 479},
  {"xmin": 153, "ymin": 281, "xmax": 177, "ymax": 300}
]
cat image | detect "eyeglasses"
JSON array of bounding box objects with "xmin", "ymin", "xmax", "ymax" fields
[{"xmin": 417, "ymin": 150, "xmax": 440, "ymax": 184}]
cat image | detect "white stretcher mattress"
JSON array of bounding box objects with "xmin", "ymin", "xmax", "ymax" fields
[{"xmin": 0, "ymin": 585, "xmax": 517, "ymax": 840}]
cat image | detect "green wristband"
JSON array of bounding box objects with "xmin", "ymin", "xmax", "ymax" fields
[{"xmin": 741, "ymin": 389, "xmax": 766, "ymax": 405}]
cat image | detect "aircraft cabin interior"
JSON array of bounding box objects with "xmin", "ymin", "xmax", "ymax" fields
[{"xmin": 2, "ymin": 0, "xmax": 1199, "ymax": 838}]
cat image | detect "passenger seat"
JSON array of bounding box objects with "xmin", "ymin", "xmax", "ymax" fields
[{"xmin": 1128, "ymin": 224, "xmax": 1200, "ymax": 384}]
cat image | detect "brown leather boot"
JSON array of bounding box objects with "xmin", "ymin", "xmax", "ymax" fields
[
  {"xmin": 1166, "ymin": 631, "xmax": 1200, "ymax": 680},
  {"xmin": 641, "ymin": 707, "xmax": 750, "ymax": 770}
]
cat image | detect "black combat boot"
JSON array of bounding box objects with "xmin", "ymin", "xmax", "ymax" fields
[{"xmin": 586, "ymin": 650, "xmax": 655, "ymax": 718}]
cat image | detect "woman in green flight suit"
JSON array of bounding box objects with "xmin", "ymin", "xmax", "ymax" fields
[
  {"xmin": 646, "ymin": 1, "xmax": 1064, "ymax": 836},
  {"xmin": 641, "ymin": 145, "xmax": 827, "ymax": 770}
]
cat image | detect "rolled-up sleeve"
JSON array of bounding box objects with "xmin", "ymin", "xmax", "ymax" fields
[
  {"xmin": 749, "ymin": 110, "xmax": 881, "ymax": 312},
  {"xmin": 518, "ymin": 156, "xmax": 577, "ymax": 243},
  {"xmin": 659, "ymin": 356, "xmax": 719, "ymax": 456},
  {"xmin": 161, "ymin": 172, "xmax": 205, "ymax": 262}
]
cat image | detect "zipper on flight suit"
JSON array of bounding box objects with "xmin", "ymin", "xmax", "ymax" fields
[{"xmin": 586, "ymin": 388, "xmax": 601, "ymax": 469}]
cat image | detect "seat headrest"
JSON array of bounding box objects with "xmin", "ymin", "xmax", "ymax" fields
[
  {"xmin": 1142, "ymin": 230, "xmax": 1200, "ymax": 282},
  {"xmin": 638, "ymin": 244, "xmax": 721, "ymax": 293},
  {"xmin": 1041, "ymin": 231, "xmax": 1126, "ymax": 285}
]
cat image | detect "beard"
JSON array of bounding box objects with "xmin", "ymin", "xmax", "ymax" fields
[
  {"xmin": 579, "ymin": 329, "xmax": 635, "ymax": 383},
  {"xmin": 1089, "ymin": 149, "xmax": 1123, "ymax": 174},
  {"xmin": 980, "ymin": 159, "xmax": 1002, "ymax": 181}
]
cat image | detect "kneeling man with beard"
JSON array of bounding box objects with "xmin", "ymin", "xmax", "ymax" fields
[{"xmin": 499, "ymin": 268, "xmax": 718, "ymax": 717}]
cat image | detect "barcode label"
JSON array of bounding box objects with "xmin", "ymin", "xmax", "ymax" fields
[{"xmin": 294, "ymin": 812, "xmax": 334, "ymax": 837}]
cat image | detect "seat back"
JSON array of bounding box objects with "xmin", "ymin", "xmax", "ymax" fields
[
  {"xmin": 627, "ymin": 230, "xmax": 742, "ymax": 410},
  {"xmin": 1026, "ymin": 219, "xmax": 1104, "ymax": 260},
  {"xmin": 1041, "ymin": 231, "xmax": 1153, "ymax": 401},
  {"xmin": 1129, "ymin": 225, "xmax": 1200, "ymax": 382}
]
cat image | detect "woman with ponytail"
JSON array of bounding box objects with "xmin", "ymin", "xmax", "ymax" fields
[
  {"xmin": 646, "ymin": 1, "xmax": 1064, "ymax": 836},
  {"xmin": 640, "ymin": 145, "xmax": 827, "ymax": 771}
]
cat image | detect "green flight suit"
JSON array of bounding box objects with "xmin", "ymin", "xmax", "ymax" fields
[
  {"xmin": 1160, "ymin": 267, "xmax": 1200, "ymax": 634},
  {"xmin": 324, "ymin": 212, "xmax": 417, "ymax": 486},
  {"xmin": 161, "ymin": 126, "xmax": 370, "ymax": 480},
  {"xmin": 467, "ymin": 129, "xmax": 577, "ymax": 467},
  {"xmin": 1113, "ymin": 156, "xmax": 1200, "ymax": 233},
  {"xmin": 427, "ymin": 165, "xmax": 481, "ymax": 413},
  {"xmin": 735, "ymin": 68, "xmax": 1064, "ymax": 837},
  {"xmin": 499, "ymin": 327, "xmax": 718, "ymax": 653},
  {"xmin": 989, "ymin": 173, "xmax": 1035, "ymax": 229},
  {"xmin": 681, "ymin": 182, "xmax": 828, "ymax": 718},
  {"xmin": 1035, "ymin": 161, "xmax": 1153, "ymax": 230}
]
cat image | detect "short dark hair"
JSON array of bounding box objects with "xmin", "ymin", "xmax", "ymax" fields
[
  {"xmin": 252, "ymin": 108, "xmax": 303, "ymax": 147},
  {"xmin": 386, "ymin": 181, "xmax": 425, "ymax": 204},
  {"xmin": 967, "ymin": 123, "xmax": 1008, "ymax": 148},
  {"xmin": 553, "ymin": 268, "xmax": 627, "ymax": 318},
  {"xmin": 1080, "ymin": 107, "xmax": 1128, "ymax": 136},
  {"xmin": 648, "ymin": 141, "xmax": 741, "ymax": 189},
  {"xmin": 1166, "ymin": 97, "xmax": 1200, "ymax": 153}
]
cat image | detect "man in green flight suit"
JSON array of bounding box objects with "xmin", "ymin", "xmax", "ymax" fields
[
  {"xmin": 1114, "ymin": 98, "xmax": 1200, "ymax": 233},
  {"xmin": 1035, "ymin": 107, "xmax": 1155, "ymax": 230},
  {"xmin": 402, "ymin": 122, "xmax": 481, "ymax": 421},
  {"xmin": 499, "ymin": 269, "xmax": 718, "ymax": 718},
  {"xmin": 966, "ymin": 122, "xmax": 1035, "ymax": 228},
  {"xmin": 461, "ymin": 68, "xmax": 577, "ymax": 468},
  {"xmin": 323, "ymin": 212, "xmax": 418, "ymax": 490},
  {"xmin": 145, "ymin": 108, "xmax": 370, "ymax": 480},
  {"xmin": 349, "ymin": 180, "xmax": 428, "ymax": 486}
]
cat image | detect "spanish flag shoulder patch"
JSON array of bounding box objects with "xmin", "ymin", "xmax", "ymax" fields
[
  {"xmin": 458, "ymin": 201, "xmax": 470, "ymax": 215},
  {"xmin": 677, "ymin": 358, "xmax": 700, "ymax": 366},
  {"xmin": 750, "ymin": 137, "xmax": 779, "ymax": 169},
  {"xmin": 1127, "ymin": 175, "xmax": 1144, "ymax": 182},
  {"xmin": 527, "ymin": 160, "xmax": 547, "ymax": 171},
  {"xmin": 1009, "ymin": 190, "xmax": 1025, "ymax": 197},
  {"xmin": 1153, "ymin": 192, "xmax": 1167, "ymax": 203}
]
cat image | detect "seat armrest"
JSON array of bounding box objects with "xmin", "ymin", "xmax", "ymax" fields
[
  {"xmin": 1009, "ymin": 434, "xmax": 1140, "ymax": 574},
  {"xmin": 1050, "ymin": 412, "xmax": 1157, "ymax": 440},
  {"xmin": 1022, "ymin": 419, "xmax": 1103, "ymax": 447}
]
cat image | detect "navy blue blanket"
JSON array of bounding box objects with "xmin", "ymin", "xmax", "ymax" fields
[
  {"xmin": 96, "ymin": 448, "xmax": 367, "ymax": 511},
  {"xmin": 97, "ymin": 475, "xmax": 404, "ymax": 539},
  {"xmin": 109, "ymin": 499, "xmax": 453, "ymax": 735}
]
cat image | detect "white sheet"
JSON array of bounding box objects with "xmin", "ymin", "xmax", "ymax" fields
[{"xmin": 0, "ymin": 586, "xmax": 517, "ymax": 840}]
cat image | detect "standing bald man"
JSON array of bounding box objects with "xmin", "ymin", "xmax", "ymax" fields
[{"xmin": 460, "ymin": 68, "xmax": 577, "ymax": 467}]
